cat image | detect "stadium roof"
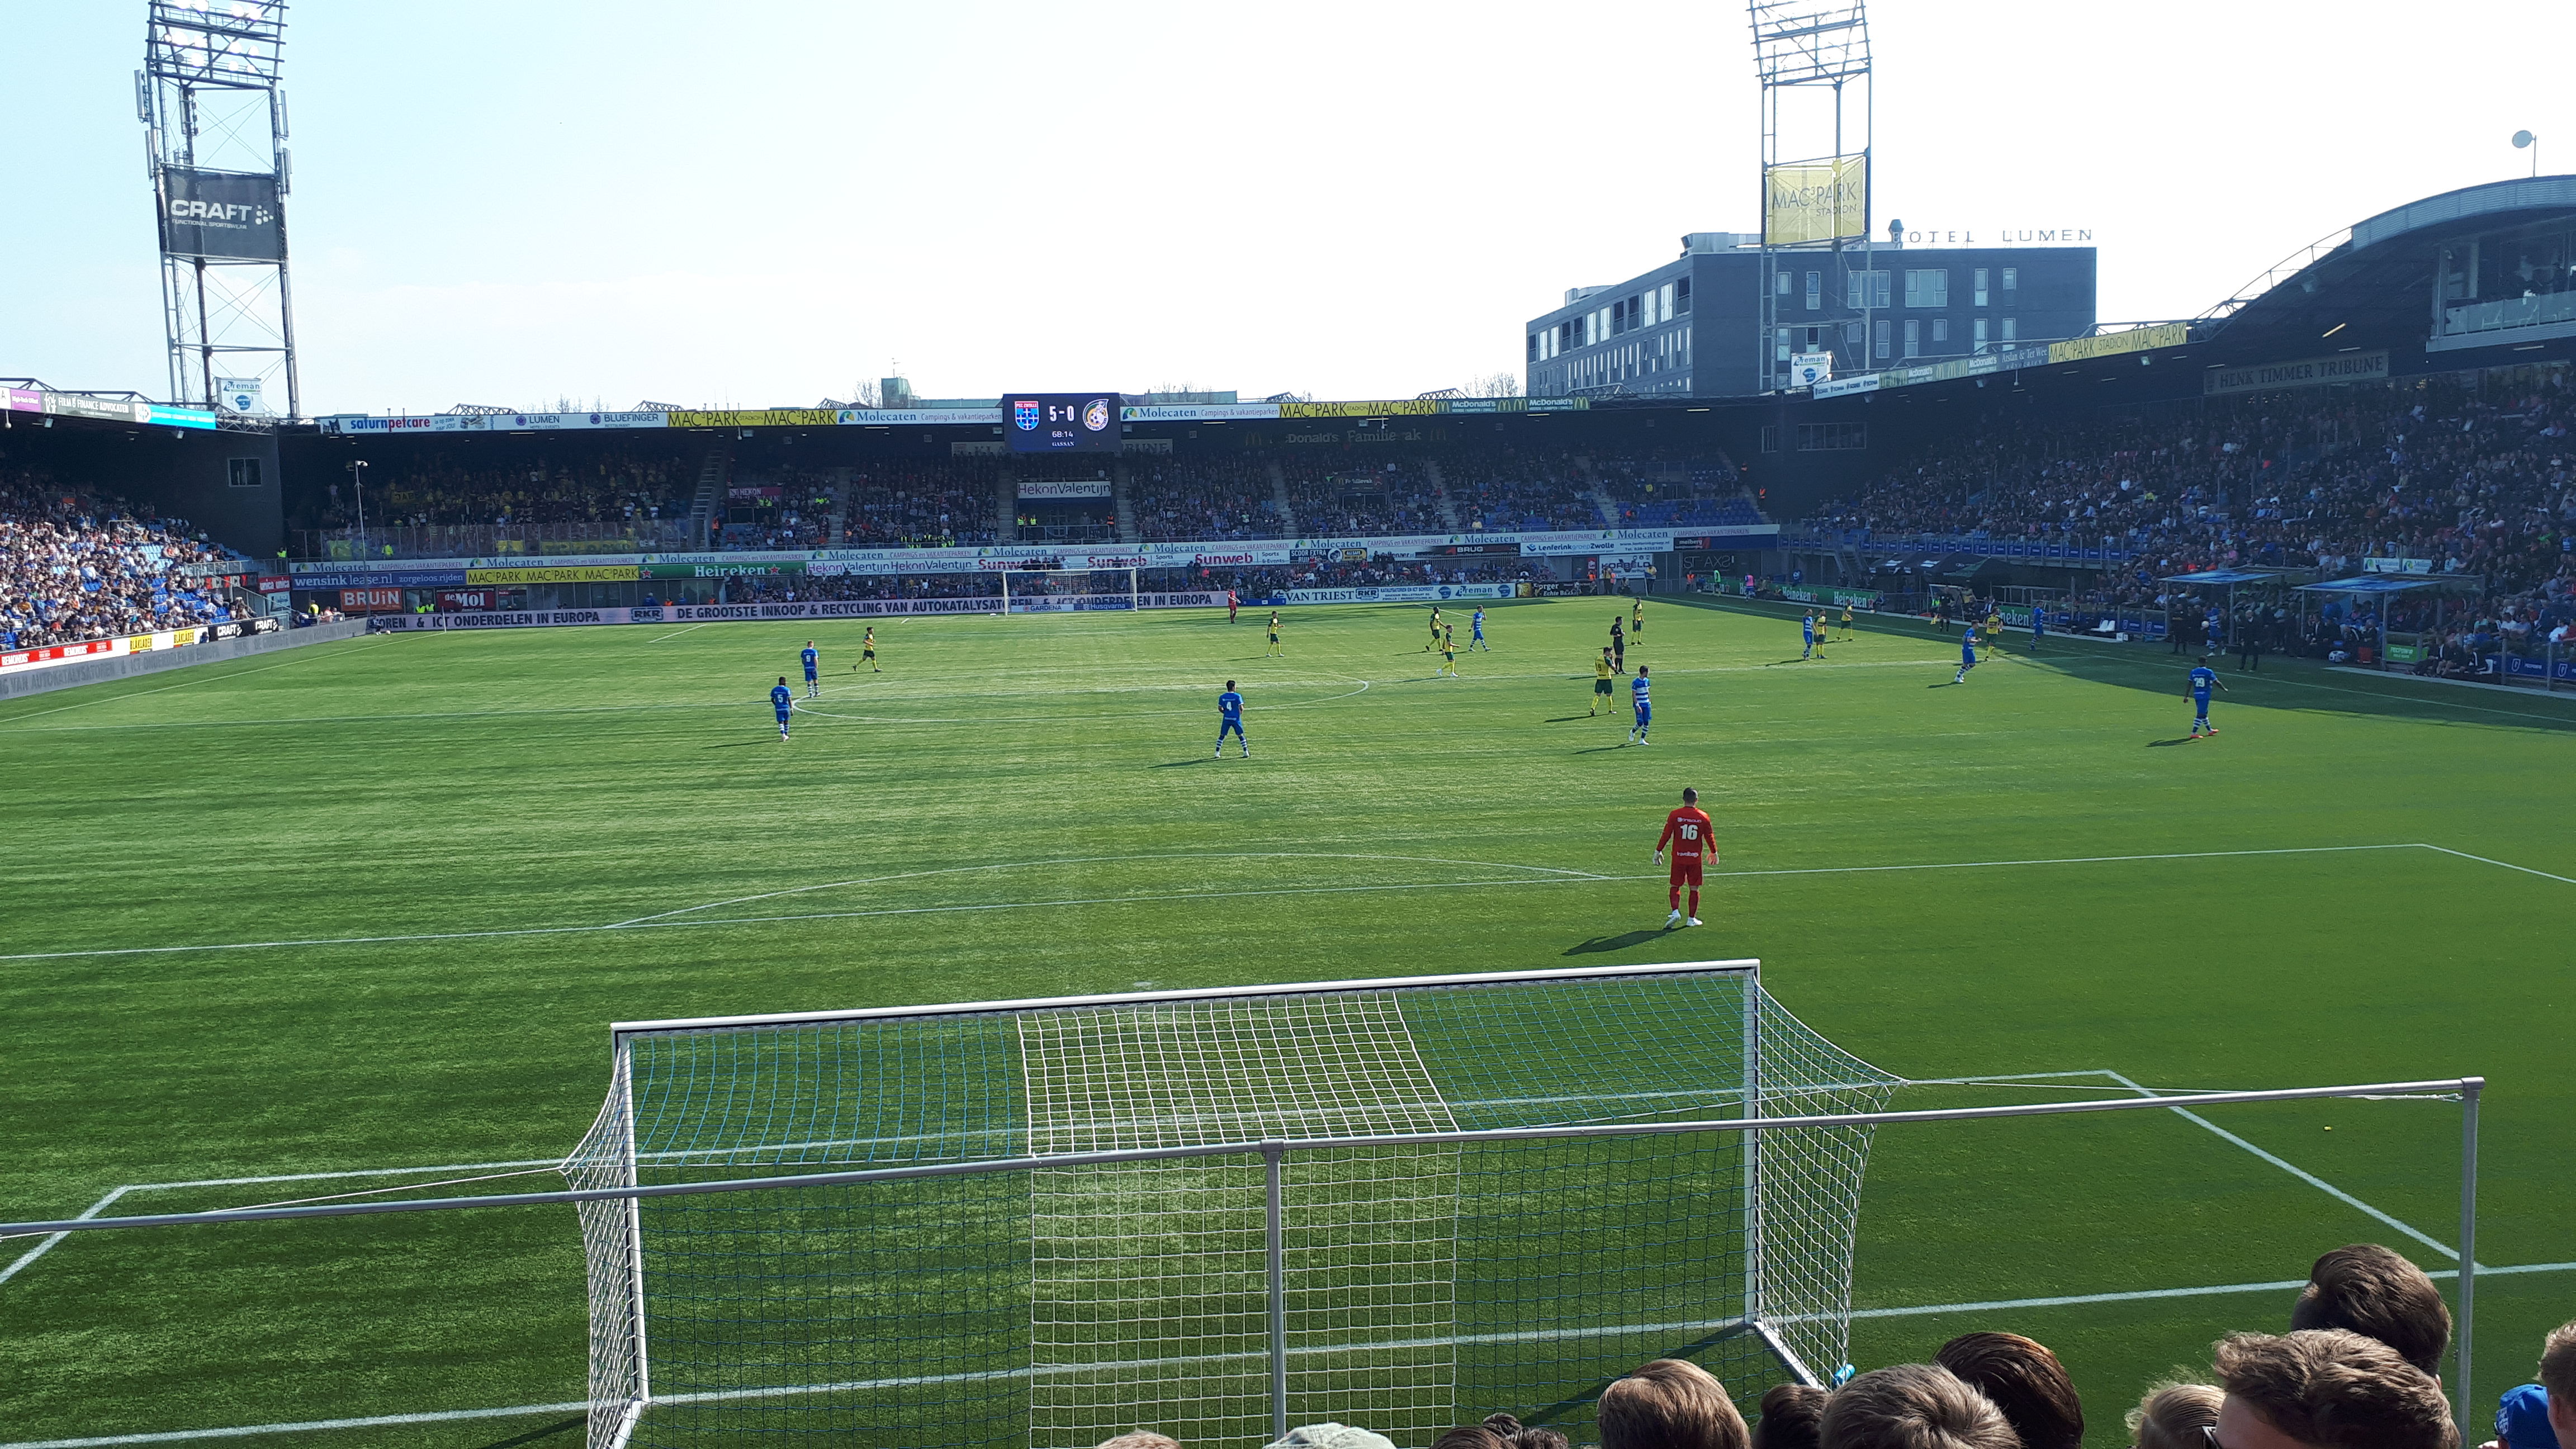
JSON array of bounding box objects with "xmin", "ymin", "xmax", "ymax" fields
[
  {"xmin": 2161, "ymin": 569, "xmax": 2295, "ymax": 585},
  {"xmin": 2199, "ymin": 174, "xmax": 2576, "ymax": 361},
  {"xmin": 2295, "ymin": 574, "xmax": 2458, "ymax": 594}
]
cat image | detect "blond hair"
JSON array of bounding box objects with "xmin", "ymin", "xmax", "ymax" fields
[{"xmin": 2124, "ymin": 1381, "xmax": 2222, "ymax": 1449}]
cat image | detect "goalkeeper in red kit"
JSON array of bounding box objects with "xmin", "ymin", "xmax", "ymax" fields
[{"xmin": 1654, "ymin": 787, "xmax": 1716, "ymax": 929}]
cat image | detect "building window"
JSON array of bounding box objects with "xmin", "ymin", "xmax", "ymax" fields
[
  {"xmin": 1527, "ymin": 333, "xmax": 1540, "ymax": 362},
  {"xmin": 2002, "ymin": 317, "xmax": 2018, "ymax": 344},
  {"xmin": 1805, "ymin": 271, "xmax": 1821, "ymax": 310},
  {"xmin": 1659, "ymin": 281, "xmax": 1675, "ymax": 321},
  {"xmin": 227, "ymin": 458, "xmax": 263, "ymax": 487},
  {"xmin": 1845, "ymin": 321, "xmax": 1864, "ymax": 345},
  {"xmin": 1972, "ymin": 317, "xmax": 1989, "ymax": 353},
  {"xmin": 1973, "ymin": 268, "xmax": 1990, "ymax": 307},
  {"xmin": 1846, "ymin": 269, "xmax": 1891, "ymax": 309},
  {"xmin": 1797, "ymin": 422, "xmax": 1868, "ymax": 451},
  {"xmin": 1873, "ymin": 319, "xmax": 1891, "ymax": 359},
  {"xmin": 1760, "ymin": 424, "xmax": 1781, "ymax": 453},
  {"xmin": 2002, "ymin": 267, "xmax": 2018, "ymax": 294},
  {"xmin": 1903, "ymin": 268, "xmax": 1949, "ymax": 307},
  {"xmin": 1774, "ymin": 327, "xmax": 1792, "ymax": 362},
  {"xmin": 1903, "ymin": 319, "xmax": 1921, "ymax": 358},
  {"xmin": 1675, "ymin": 276, "xmax": 1691, "ymax": 314},
  {"xmin": 1932, "ymin": 318, "xmax": 1949, "ymax": 343}
]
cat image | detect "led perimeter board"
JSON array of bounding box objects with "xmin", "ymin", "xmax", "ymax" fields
[{"xmin": 1006, "ymin": 392, "xmax": 1122, "ymax": 453}]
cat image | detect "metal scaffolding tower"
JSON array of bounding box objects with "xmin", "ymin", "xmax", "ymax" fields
[
  {"xmin": 139, "ymin": 1, "xmax": 299, "ymax": 420},
  {"xmin": 1750, "ymin": 1, "xmax": 1873, "ymax": 392}
]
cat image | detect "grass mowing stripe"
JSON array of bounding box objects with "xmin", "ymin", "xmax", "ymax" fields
[{"xmin": 5, "ymin": 842, "xmax": 2511, "ymax": 964}]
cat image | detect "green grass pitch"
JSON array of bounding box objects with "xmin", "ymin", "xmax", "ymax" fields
[{"xmin": 0, "ymin": 597, "xmax": 2569, "ymax": 1449}]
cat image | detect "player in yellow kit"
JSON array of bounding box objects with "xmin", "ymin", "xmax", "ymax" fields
[
  {"xmin": 1591, "ymin": 648, "xmax": 1616, "ymax": 714},
  {"xmin": 1265, "ymin": 609, "xmax": 1284, "ymax": 656}
]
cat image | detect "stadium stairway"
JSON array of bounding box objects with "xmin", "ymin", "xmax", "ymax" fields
[
  {"xmin": 1425, "ymin": 457, "xmax": 1462, "ymax": 531},
  {"xmin": 992, "ymin": 473, "xmax": 1014, "ymax": 539},
  {"xmin": 1267, "ymin": 458, "xmax": 1296, "ymax": 536},
  {"xmin": 825, "ymin": 466, "xmax": 851, "ymax": 547},
  {"xmin": 1112, "ymin": 462, "xmax": 1141, "ymax": 543},
  {"xmin": 1571, "ymin": 454, "xmax": 1621, "ymax": 529},
  {"xmin": 684, "ymin": 443, "xmax": 731, "ymax": 548}
]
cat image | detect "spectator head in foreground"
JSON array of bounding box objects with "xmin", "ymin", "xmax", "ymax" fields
[
  {"xmin": 2501, "ymin": 1319, "xmax": 2576, "ymax": 1449},
  {"xmin": 2214, "ymin": 1329, "xmax": 2458, "ymax": 1449},
  {"xmin": 2290, "ymin": 1246, "xmax": 2454, "ymax": 1375},
  {"xmin": 1938, "ymin": 1331, "xmax": 2086, "ymax": 1449},
  {"xmin": 1482, "ymin": 1410, "xmax": 1572, "ymax": 1449},
  {"xmin": 1431, "ymin": 1429, "xmax": 1510, "ymax": 1449},
  {"xmin": 1755, "ymin": 1383, "xmax": 1832, "ymax": 1449},
  {"xmin": 1821, "ymin": 1363, "xmax": 2018, "ymax": 1449},
  {"xmin": 2128, "ymin": 1382, "xmax": 2223, "ymax": 1449},
  {"xmin": 1265, "ymin": 1426, "xmax": 1398, "ymax": 1449},
  {"xmin": 1598, "ymin": 1358, "xmax": 1751, "ymax": 1449},
  {"xmin": 1097, "ymin": 1437, "xmax": 1181, "ymax": 1449}
]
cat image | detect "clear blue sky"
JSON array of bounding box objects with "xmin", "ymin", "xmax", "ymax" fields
[{"xmin": 2, "ymin": 2, "xmax": 2563, "ymax": 414}]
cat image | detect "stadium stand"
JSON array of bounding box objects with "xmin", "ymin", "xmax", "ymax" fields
[
  {"xmin": 1279, "ymin": 457, "xmax": 1444, "ymax": 538},
  {"xmin": 1131, "ymin": 456, "xmax": 1287, "ymax": 541},
  {"xmin": 1438, "ymin": 446, "xmax": 1607, "ymax": 532},
  {"xmin": 1798, "ymin": 373, "xmax": 2575, "ymax": 665},
  {"xmin": 0, "ymin": 462, "xmax": 245, "ymax": 649},
  {"xmin": 839, "ymin": 457, "xmax": 1001, "ymax": 547}
]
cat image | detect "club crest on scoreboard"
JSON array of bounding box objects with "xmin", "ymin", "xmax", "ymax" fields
[
  {"xmin": 1083, "ymin": 399, "xmax": 1111, "ymax": 433},
  {"xmin": 1013, "ymin": 400, "xmax": 1039, "ymax": 430}
]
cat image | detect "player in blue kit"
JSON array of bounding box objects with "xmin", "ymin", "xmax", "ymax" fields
[
  {"xmin": 2029, "ymin": 612, "xmax": 2044, "ymax": 654},
  {"xmin": 771, "ymin": 676, "xmax": 794, "ymax": 740},
  {"xmin": 1954, "ymin": 627, "xmax": 1979, "ymax": 683},
  {"xmin": 2187, "ymin": 662, "xmax": 2227, "ymax": 737},
  {"xmin": 800, "ymin": 640, "xmax": 820, "ymax": 697},
  {"xmin": 1215, "ymin": 679, "xmax": 1249, "ymax": 758},
  {"xmin": 1801, "ymin": 612, "xmax": 1818, "ymax": 660},
  {"xmin": 1470, "ymin": 607, "xmax": 1489, "ymax": 651},
  {"xmin": 1627, "ymin": 665, "xmax": 1653, "ymax": 745}
]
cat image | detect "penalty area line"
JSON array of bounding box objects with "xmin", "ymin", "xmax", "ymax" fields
[{"xmin": 23, "ymin": 1264, "xmax": 2575, "ymax": 1447}]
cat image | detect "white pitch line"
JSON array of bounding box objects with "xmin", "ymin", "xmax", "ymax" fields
[
  {"xmin": 10, "ymin": 840, "xmax": 2562, "ymax": 965},
  {"xmin": 645, "ymin": 623, "xmax": 708, "ymax": 642},
  {"xmin": 0, "ymin": 1186, "xmax": 128, "ymax": 1288},
  {"xmin": 26, "ymin": 1263, "xmax": 2575, "ymax": 1448},
  {"xmin": 2416, "ymin": 844, "xmax": 2576, "ymax": 887},
  {"xmin": 2101, "ymin": 1070, "xmax": 2469, "ymax": 1263}
]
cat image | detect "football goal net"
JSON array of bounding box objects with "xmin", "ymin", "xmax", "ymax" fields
[
  {"xmin": 563, "ymin": 961, "xmax": 1900, "ymax": 1449},
  {"xmin": 998, "ymin": 567, "xmax": 1140, "ymax": 613}
]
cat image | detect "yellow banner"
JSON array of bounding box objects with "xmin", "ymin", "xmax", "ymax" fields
[
  {"xmin": 665, "ymin": 409, "xmax": 839, "ymax": 429},
  {"xmin": 1764, "ymin": 156, "xmax": 1868, "ymax": 246},
  {"xmin": 2048, "ymin": 323, "xmax": 2189, "ymax": 364},
  {"xmin": 465, "ymin": 565, "xmax": 643, "ymax": 585},
  {"xmin": 1278, "ymin": 400, "xmax": 1443, "ymax": 418}
]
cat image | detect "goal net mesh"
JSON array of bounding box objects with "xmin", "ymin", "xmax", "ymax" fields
[{"xmin": 564, "ymin": 965, "xmax": 1897, "ymax": 1449}]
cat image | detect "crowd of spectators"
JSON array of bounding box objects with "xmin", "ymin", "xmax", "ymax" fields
[
  {"xmin": 1801, "ymin": 371, "xmax": 2576, "ymax": 667},
  {"xmin": 1442, "ymin": 447, "xmax": 1611, "ymax": 532},
  {"xmin": 841, "ymin": 459, "xmax": 1001, "ymax": 547},
  {"xmin": 293, "ymin": 440, "xmax": 690, "ymax": 532},
  {"xmin": 0, "ymin": 466, "xmax": 244, "ymax": 649},
  {"xmin": 1134, "ymin": 457, "xmax": 1286, "ymax": 541},
  {"xmin": 1083, "ymin": 1246, "xmax": 2566, "ymax": 1449},
  {"xmin": 1281, "ymin": 458, "xmax": 1445, "ymax": 538}
]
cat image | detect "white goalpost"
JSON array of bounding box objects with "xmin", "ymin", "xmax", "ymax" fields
[
  {"xmin": 997, "ymin": 567, "xmax": 1141, "ymax": 615},
  {"xmin": 562, "ymin": 961, "xmax": 1902, "ymax": 1449}
]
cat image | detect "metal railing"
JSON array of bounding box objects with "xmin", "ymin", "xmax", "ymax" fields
[{"xmin": 295, "ymin": 521, "xmax": 692, "ymax": 561}]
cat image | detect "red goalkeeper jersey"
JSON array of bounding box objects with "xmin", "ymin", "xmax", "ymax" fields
[{"xmin": 1658, "ymin": 807, "xmax": 1715, "ymax": 860}]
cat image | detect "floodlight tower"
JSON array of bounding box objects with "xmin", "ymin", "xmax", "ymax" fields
[
  {"xmin": 1749, "ymin": 1, "xmax": 1873, "ymax": 393},
  {"xmin": 138, "ymin": 1, "xmax": 299, "ymax": 420}
]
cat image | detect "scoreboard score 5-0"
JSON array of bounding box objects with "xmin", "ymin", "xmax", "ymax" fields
[{"xmin": 1006, "ymin": 392, "xmax": 1122, "ymax": 454}]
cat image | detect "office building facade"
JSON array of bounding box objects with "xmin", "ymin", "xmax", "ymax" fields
[{"xmin": 1524, "ymin": 233, "xmax": 2096, "ymax": 399}]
